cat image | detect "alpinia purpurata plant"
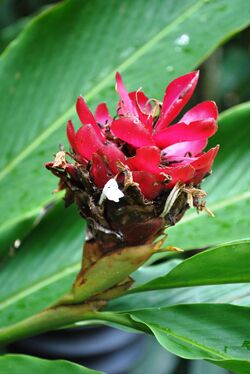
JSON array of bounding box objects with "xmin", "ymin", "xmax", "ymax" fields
[
  {"xmin": 44, "ymin": 71, "xmax": 220, "ymax": 307},
  {"xmin": 1, "ymin": 1, "xmax": 250, "ymax": 373},
  {"xmin": 46, "ymin": 71, "xmax": 219, "ymax": 252}
]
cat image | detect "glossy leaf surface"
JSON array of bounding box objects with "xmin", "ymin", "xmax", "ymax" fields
[
  {"xmin": 0, "ymin": 203, "xmax": 85, "ymax": 328},
  {"xmin": 131, "ymin": 304, "xmax": 250, "ymax": 373},
  {"xmin": 107, "ymin": 282, "xmax": 250, "ymax": 312},
  {"xmin": 132, "ymin": 240, "xmax": 250, "ymax": 291}
]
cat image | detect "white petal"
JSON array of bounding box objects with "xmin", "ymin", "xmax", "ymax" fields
[{"xmin": 99, "ymin": 178, "xmax": 124, "ymax": 204}]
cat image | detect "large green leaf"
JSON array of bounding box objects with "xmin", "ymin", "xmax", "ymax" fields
[
  {"xmin": 131, "ymin": 240, "xmax": 250, "ymax": 292},
  {"xmin": 0, "ymin": 354, "xmax": 102, "ymax": 374},
  {"xmin": 165, "ymin": 102, "xmax": 250, "ymax": 249},
  {"xmin": 0, "ymin": 202, "xmax": 85, "ymax": 328},
  {"xmin": 131, "ymin": 304, "xmax": 250, "ymax": 373},
  {"xmin": 106, "ymin": 282, "xmax": 250, "ymax": 312},
  {"xmin": 0, "ymin": 0, "xmax": 249, "ymax": 252}
]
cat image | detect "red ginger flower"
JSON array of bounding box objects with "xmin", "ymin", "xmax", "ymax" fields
[
  {"xmin": 67, "ymin": 71, "xmax": 219, "ymax": 200},
  {"xmin": 46, "ymin": 71, "xmax": 219, "ymax": 250}
]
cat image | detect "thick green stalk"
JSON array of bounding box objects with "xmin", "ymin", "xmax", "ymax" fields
[{"xmin": 0, "ymin": 303, "xmax": 148, "ymax": 345}]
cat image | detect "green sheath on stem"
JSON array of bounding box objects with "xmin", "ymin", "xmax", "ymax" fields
[{"xmin": 61, "ymin": 241, "xmax": 165, "ymax": 304}]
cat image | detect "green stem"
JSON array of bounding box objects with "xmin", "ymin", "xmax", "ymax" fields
[{"xmin": 0, "ymin": 304, "xmax": 148, "ymax": 345}]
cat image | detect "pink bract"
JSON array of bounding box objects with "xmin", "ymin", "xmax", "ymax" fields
[{"xmin": 66, "ymin": 72, "xmax": 219, "ymax": 199}]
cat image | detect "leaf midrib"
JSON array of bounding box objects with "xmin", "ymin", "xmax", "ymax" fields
[
  {"xmin": 149, "ymin": 324, "xmax": 235, "ymax": 360},
  {"xmin": 0, "ymin": 0, "xmax": 205, "ymax": 182}
]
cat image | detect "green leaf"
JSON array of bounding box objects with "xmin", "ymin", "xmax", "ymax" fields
[
  {"xmin": 131, "ymin": 240, "xmax": 250, "ymax": 292},
  {"xmin": 106, "ymin": 282, "xmax": 250, "ymax": 312},
  {"xmin": 165, "ymin": 102, "xmax": 250, "ymax": 250},
  {"xmin": 0, "ymin": 0, "xmax": 249, "ymax": 251},
  {"xmin": 214, "ymin": 360, "xmax": 250, "ymax": 374},
  {"xmin": 0, "ymin": 202, "xmax": 85, "ymax": 328},
  {"xmin": 131, "ymin": 304, "xmax": 250, "ymax": 373},
  {"xmin": 0, "ymin": 354, "xmax": 102, "ymax": 374}
]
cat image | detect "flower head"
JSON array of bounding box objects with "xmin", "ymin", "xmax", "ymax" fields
[{"xmin": 46, "ymin": 71, "xmax": 219, "ymax": 250}]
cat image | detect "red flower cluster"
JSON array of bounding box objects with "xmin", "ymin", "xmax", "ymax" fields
[{"xmin": 67, "ymin": 71, "xmax": 219, "ymax": 200}]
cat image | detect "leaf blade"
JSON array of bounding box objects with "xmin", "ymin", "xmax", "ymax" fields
[
  {"xmin": 131, "ymin": 304, "xmax": 250, "ymax": 372},
  {"xmin": 131, "ymin": 240, "xmax": 250, "ymax": 292},
  {"xmin": 0, "ymin": 202, "xmax": 84, "ymax": 328}
]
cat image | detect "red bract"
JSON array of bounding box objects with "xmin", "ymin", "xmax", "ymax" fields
[{"xmin": 67, "ymin": 71, "xmax": 219, "ymax": 200}]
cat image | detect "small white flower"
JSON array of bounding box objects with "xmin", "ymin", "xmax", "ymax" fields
[{"xmin": 99, "ymin": 178, "xmax": 124, "ymax": 204}]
